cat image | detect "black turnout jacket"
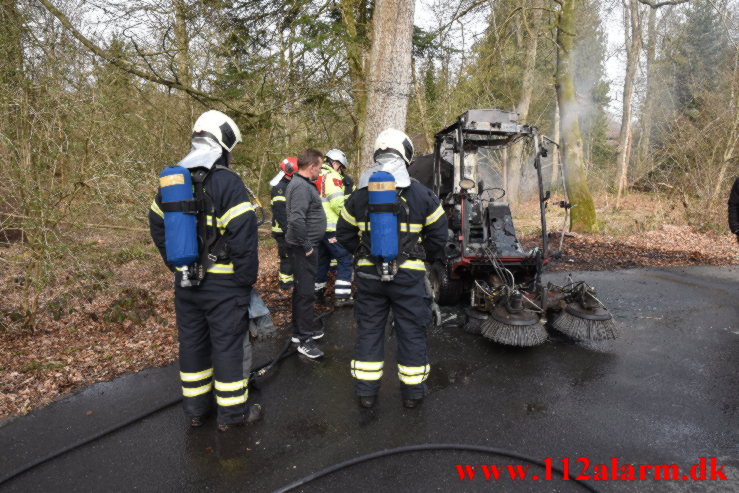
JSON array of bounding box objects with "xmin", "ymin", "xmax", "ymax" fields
[
  {"xmin": 728, "ymin": 177, "xmax": 739, "ymax": 234},
  {"xmin": 270, "ymin": 176, "xmax": 290, "ymax": 237}
]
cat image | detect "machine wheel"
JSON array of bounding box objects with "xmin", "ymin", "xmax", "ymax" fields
[{"xmin": 429, "ymin": 262, "xmax": 463, "ymax": 306}]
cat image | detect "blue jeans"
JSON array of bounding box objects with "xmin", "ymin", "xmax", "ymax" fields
[{"xmin": 316, "ymin": 232, "xmax": 353, "ymax": 299}]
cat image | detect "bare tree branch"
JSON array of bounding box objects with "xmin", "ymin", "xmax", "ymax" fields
[
  {"xmin": 636, "ymin": 0, "xmax": 690, "ymax": 8},
  {"xmin": 705, "ymin": 0, "xmax": 739, "ymax": 50},
  {"xmin": 36, "ymin": 0, "xmax": 257, "ymax": 119},
  {"xmin": 432, "ymin": 0, "xmax": 490, "ymax": 42}
]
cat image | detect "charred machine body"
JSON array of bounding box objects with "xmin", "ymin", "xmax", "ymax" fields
[{"xmin": 410, "ymin": 109, "xmax": 617, "ymax": 346}]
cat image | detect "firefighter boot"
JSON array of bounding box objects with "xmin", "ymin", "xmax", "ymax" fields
[
  {"xmin": 403, "ymin": 397, "xmax": 423, "ymax": 409},
  {"xmin": 358, "ymin": 395, "xmax": 377, "ymax": 408},
  {"xmin": 314, "ymin": 288, "xmax": 327, "ymax": 306},
  {"xmin": 217, "ymin": 403, "xmax": 264, "ymax": 432}
]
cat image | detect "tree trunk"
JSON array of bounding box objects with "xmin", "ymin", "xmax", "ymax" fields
[
  {"xmin": 359, "ymin": 0, "xmax": 415, "ymax": 170},
  {"xmin": 507, "ymin": 0, "xmax": 543, "ymax": 202},
  {"xmin": 636, "ymin": 6, "xmax": 657, "ymax": 176},
  {"xmin": 551, "ymin": 98, "xmax": 561, "ymax": 188},
  {"xmin": 411, "ymin": 58, "xmax": 434, "ymax": 153},
  {"xmin": 0, "ymin": 0, "xmax": 23, "ymax": 89},
  {"xmin": 278, "ymin": 28, "xmax": 289, "ymax": 148},
  {"xmin": 339, "ymin": 0, "xmax": 372, "ymax": 165},
  {"xmin": 1, "ymin": 0, "xmax": 25, "ymax": 187},
  {"xmin": 556, "ymin": 0, "xmax": 598, "ymax": 232},
  {"xmin": 712, "ymin": 49, "xmax": 738, "ymax": 200},
  {"xmin": 173, "ymin": 0, "xmax": 193, "ymax": 123},
  {"xmin": 615, "ymin": 0, "xmax": 642, "ymax": 206}
]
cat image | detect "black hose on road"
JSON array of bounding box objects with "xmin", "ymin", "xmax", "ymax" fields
[
  {"xmin": 0, "ymin": 398, "xmax": 179, "ymax": 486},
  {"xmin": 273, "ymin": 443, "xmax": 599, "ymax": 493},
  {"xmin": 0, "ymin": 310, "xmax": 312, "ymax": 488},
  {"xmin": 9, "ymin": 309, "xmax": 574, "ymax": 493},
  {"xmin": 0, "ymin": 300, "xmax": 338, "ymax": 487}
]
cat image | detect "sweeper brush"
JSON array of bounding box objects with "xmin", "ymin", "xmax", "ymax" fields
[
  {"xmin": 480, "ymin": 318, "xmax": 548, "ymax": 347},
  {"xmin": 550, "ymin": 309, "xmax": 618, "ymax": 340},
  {"xmin": 479, "ymin": 292, "xmax": 547, "ymax": 347},
  {"xmin": 549, "ymin": 282, "xmax": 618, "ymax": 341}
]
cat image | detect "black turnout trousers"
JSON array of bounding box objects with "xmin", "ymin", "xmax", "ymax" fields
[
  {"xmin": 288, "ymin": 244, "xmax": 318, "ymax": 341},
  {"xmin": 175, "ymin": 277, "xmax": 252, "ymax": 425},
  {"xmin": 275, "ymin": 235, "xmax": 294, "ymax": 287},
  {"xmin": 352, "ymin": 274, "xmax": 432, "ymax": 399}
]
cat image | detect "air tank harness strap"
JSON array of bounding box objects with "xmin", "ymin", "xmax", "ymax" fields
[
  {"xmin": 366, "ymin": 203, "xmax": 398, "ymax": 214},
  {"xmin": 159, "ymin": 200, "xmax": 200, "ymax": 214},
  {"xmin": 190, "ymin": 169, "xmax": 228, "ymax": 278}
]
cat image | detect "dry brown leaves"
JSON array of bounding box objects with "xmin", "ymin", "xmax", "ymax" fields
[
  {"xmin": 544, "ymin": 225, "xmax": 739, "ymax": 272},
  {"xmin": 1, "ymin": 225, "xmax": 737, "ymax": 420},
  {"xmin": 0, "ymin": 244, "xmax": 289, "ymax": 421}
]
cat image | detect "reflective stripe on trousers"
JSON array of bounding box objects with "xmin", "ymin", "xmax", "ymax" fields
[
  {"xmin": 335, "ymin": 279, "xmax": 352, "ymax": 297},
  {"xmin": 352, "ymin": 275, "xmax": 431, "ymax": 399},
  {"xmin": 279, "ymin": 272, "xmax": 294, "ymax": 283},
  {"xmin": 214, "ymin": 378, "xmax": 249, "ymax": 406},
  {"xmin": 175, "ymin": 278, "xmax": 252, "ymax": 424},
  {"xmin": 397, "ymin": 364, "xmax": 431, "ymax": 385},
  {"xmin": 181, "ymin": 368, "xmax": 213, "ymax": 397},
  {"xmin": 351, "ymin": 360, "xmax": 383, "ymax": 380}
]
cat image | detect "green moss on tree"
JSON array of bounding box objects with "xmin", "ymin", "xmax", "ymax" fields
[{"xmin": 556, "ymin": 0, "xmax": 598, "ymax": 232}]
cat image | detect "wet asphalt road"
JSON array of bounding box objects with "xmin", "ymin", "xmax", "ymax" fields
[{"xmin": 0, "ymin": 266, "xmax": 737, "ymax": 492}]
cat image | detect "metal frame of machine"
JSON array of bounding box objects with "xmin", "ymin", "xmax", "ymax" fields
[{"xmin": 424, "ymin": 109, "xmax": 617, "ymax": 346}]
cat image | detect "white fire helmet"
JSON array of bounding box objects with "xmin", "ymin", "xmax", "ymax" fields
[
  {"xmin": 373, "ymin": 128, "xmax": 414, "ymax": 165},
  {"xmin": 325, "ymin": 149, "xmax": 348, "ymax": 169},
  {"xmin": 192, "ymin": 110, "xmax": 242, "ymax": 152}
]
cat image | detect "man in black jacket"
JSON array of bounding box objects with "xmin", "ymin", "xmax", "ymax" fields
[
  {"xmin": 337, "ymin": 129, "xmax": 447, "ymax": 409},
  {"xmin": 270, "ymin": 157, "xmax": 297, "ymax": 289},
  {"xmin": 149, "ymin": 110, "xmax": 262, "ymax": 431},
  {"xmin": 729, "ymin": 177, "xmax": 739, "ymax": 245},
  {"xmin": 286, "ymin": 149, "xmax": 327, "ymax": 358}
]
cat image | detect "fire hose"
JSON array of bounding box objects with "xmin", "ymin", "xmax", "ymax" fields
[
  {"xmin": 0, "ymin": 308, "xmax": 332, "ymax": 487},
  {"xmin": 0, "ymin": 298, "xmax": 602, "ymax": 492},
  {"xmin": 273, "ymin": 444, "xmax": 599, "ymax": 492},
  {"xmin": 0, "ymin": 302, "xmax": 601, "ymax": 493}
]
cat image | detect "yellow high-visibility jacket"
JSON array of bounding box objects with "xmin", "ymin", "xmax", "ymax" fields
[{"xmin": 315, "ymin": 164, "xmax": 345, "ymax": 232}]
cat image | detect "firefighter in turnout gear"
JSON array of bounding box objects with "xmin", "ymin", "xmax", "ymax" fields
[
  {"xmin": 335, "ymin": 151, "xmax": 355, "ymax": 199},
  {"xmin": 315, "ymin": 149, "xmax": 354, "ymax": 307},
  {"xmin": 336, "ymin": 129, "xmax": 447, "ymax": 409},
  {"xmin": 148, "ymin": 110, "xmax": 263, "ymax": 431},
  {"xmin": 342, "ymin": 174, "xmax": 355, "ymax": 197},
  {"xmin": 270, "ymin": 157, "xmax": 297, "ymax": 289}
]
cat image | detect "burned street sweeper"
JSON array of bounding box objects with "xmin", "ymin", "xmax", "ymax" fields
[{"xmin": 410, "ymin": 109, "xmax": 618, "ymax": 346}]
